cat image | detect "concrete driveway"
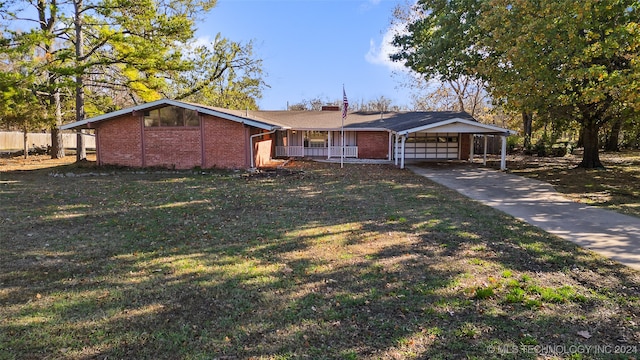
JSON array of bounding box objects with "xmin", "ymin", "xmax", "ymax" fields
[{"xmin": 408, "ymin": 163, "xmax": 640, "ymax": 270}]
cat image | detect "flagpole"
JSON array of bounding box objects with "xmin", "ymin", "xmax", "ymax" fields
[
  {"xmin": 341, "ymin": 113, "xmax": 344, "ymax": 169},
  {"xmin": 341, "ymin": 85, "xmax": 348, "ymax": 169}
]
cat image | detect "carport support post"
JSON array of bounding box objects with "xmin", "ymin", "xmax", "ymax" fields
[
  {"xmin": 500, "ymin": 135, "xmax": 507, "ymax": 170},
  {"xmin": 394, "ymin": 134, "xmax": 400, "ymax": 166},
  {"xmin": 483, "ymin": 135, "xmax": 488, "ymax": 166},
  {"xmin": 388, "ymin": 132, "xmax": 392, "ymax": 161},
  {"xmin": 469, "ymin": 134, "xmax": 474, "ymax": 163},
  {"xmin": 400, "ymin": 135, "xmax": 406, "ymax": 169}
]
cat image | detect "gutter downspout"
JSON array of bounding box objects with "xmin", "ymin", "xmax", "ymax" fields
[{"xmin": 250, "ymin": 129, "xmax": 277, "ymax": 169}]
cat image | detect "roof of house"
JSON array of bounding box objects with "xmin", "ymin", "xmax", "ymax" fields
[
  {"xmin": 60, "ymin": 99, "xmax": 515, "ymax": 135},
  {"xmin": 60, "ymin": 99, "xmax": 279, "ymax": 131}
]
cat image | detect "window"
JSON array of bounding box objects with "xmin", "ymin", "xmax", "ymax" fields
[
  {"xmin": 304, "ymin": 131, "xmax": 327, "ymax": 148},
  {"xmin": 144, "ymin": 106, "xmax": 200, "ymax": 127}
]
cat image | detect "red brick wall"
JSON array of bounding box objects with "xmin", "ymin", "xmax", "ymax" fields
[
  {"xmin": 357, "ymin": 131, "xmax": 389, "ymax": 159},
  {"xmin": 143, "ymin": 128, "xmax": 202, "ymax": 169},
  {"xmin": 202, "ymin": 114, "xmax": 248, "ymax": 169},
  {"xmin": 459, "ymin": 134, "xmax": 471, "ymax": 160},
  {"xmin": 254, "ymin": 138, "xmax": 273, "ymax": 167},
  {"xmin": 96, "ymin": 115, "xmax": 143, "ymax": 167}
]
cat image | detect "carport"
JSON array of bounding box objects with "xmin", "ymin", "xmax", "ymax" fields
[{"xmin": 391, "ymin": 117, "xmax": 516, "ymax": 170}]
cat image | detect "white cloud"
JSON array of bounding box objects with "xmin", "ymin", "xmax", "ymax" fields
[
  {"xmin": 190, "ymin": 36, "xmax": 212, "ymax": 48},
  {"xmin": 364, "ymin": 24, "xmax": 407, "ymax": 72}
]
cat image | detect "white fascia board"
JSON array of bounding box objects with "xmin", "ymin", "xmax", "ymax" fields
[
  {"xmin": 397, "ymin": 118, "xmax": 516, "ymax": 136},
  {"xmin": 60, "ymin": 99, "xmax": 280, "ymax": 131},
  {"xmin": 345, "ymin": 127, "xmax": 391, "ymax": 132},
  {"xmin": 60, "ymin": 99, "xmax": 182, "ymax": 130},
  {"xmin": 282, "ymin": 127, "xmax": 389, "ymax": 132},
  {"xmin": 194, "ymin": 106, "xmax": 278, "ymax": 130}
]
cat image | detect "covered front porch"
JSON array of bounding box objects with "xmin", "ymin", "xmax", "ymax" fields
[{"xmin": 275, "ymin": 130, "xmax": 359, "ymax": 159}]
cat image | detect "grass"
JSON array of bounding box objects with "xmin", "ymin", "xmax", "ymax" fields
[
  {"xmin": 1, "ymin": 157, "xmax": 640, "ymax": 359},
  {"xmin": 503, "ymin": 150, "xmax": 640, "ymax": 218}
]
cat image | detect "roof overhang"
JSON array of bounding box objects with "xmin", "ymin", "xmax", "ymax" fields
[
  {"xmin": 60, "ymin": 99, "xmax": 279, "ymax": 131},
  {"xmin": 395, "ymin": 118, "xmax": 516, "ymax": 136},
  {"xmin": 282, "ymin": 127, "xmax": 390, "ymax": 132}
]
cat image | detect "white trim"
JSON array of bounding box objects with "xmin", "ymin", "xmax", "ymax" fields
[
  {"xmin": 396, "ymin": 118, "xmax": 515, "ymax": 136},
  {"xmin": 279, "ymin": 127, "xmax": 389, "ymax": 132},
  {"xmin": 400, "ymin": 136, "xmax": 406, "ymax": 169},
  {"xmin": 394, "ymin": 134, "xmax": 400, "ymax": 166},
  {"xmin": 327, "ymin": 131, "xmax": 332, "ymax": 159},
  {"xmin": 388, "ymin": 131, "xmax": 392, "ymax": 161}
]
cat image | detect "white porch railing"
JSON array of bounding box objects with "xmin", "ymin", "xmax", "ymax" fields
[
  {"xmin": 329, "ymin": 146, "xmax": 358, "ymax": 158},
  {"xmin": 276, "ymin": 146, "xmax": 304, "ymax": 157},
  {"xmin": 275, "ymin": 146, "xmax": 358, "ymax": 158},
  {"xmin": 304, "ymin": 147, "xmax": 327, "ymax": 157}
]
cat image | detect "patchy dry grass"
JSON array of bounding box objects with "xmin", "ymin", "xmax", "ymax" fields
[
  {"xmin": 1, "ymin": 158, "xmax": 640, "ymax": 359},
  {"xmin": 502, "ymin": 151, "xmax": 640, "ymax": 219}
]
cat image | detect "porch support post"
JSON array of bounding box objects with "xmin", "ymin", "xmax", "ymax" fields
[
  {"xmin": 483, "ymin": 135, "xmax": 488, "ymax": 166},
  {"xmin": 394, "ymin": 134, "xmax": 400, "ymax": 166},
  {"xmin": 400, "ymin": 135, "xmax": 406, "ymax": 169},
  {"xmin": 388, "ymin": 131, "xmax": 392, "ymax": 161},
  {"xmin": 327, "ymin": 131, "xmax": 332, "ymax": 159},
  {"xmin": 500, "ymin": 134, "xmax": 507, "ymax": 170},
  {"xmin": 469, "ymin": 134, "xmax": 474, "ymax": 163}
]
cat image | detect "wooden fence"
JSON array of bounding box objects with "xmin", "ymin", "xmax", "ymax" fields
[
  {"xmin": 0, "ymin": 131, "xmax": 96, "ymax": 151},
  {"xmin": 474, "ymin": 135, "xmax": 503, "ymax": 155}
]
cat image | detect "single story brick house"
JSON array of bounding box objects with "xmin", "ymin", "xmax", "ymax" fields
[{"xmin": 61, "ymin": 99, "xmax": 515, "ymax": 170}]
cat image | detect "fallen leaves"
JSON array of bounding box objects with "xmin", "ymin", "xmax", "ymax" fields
[{"xmin": 577, "ymin": 330, "xmax": 592, "ymax": 339}]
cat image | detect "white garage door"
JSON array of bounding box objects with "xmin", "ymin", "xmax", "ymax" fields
[{"xmin": 403, "ymin": 132, "xmax": 459, "ymax": 159}]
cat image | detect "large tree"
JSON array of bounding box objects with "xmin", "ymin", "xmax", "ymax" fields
[
  {"xmin": 477, "ymin": 0, "xmax": 640, "ymax": 168},
  {"xmin": 392, "ymin": 0, "xmax": 640, "ymax": 168},
  {"xmin": 0, "ymin": 0, "xmax": 68, "ymax": 158},
  {"xmin": 390, "ymin": 0, "xmax": 490, "ymax": 114},
  {"xmin": 0, "ymin": 52, "xmax": 52, "ymax": 158},
  {"xmin": 2, "ymin": 0, "xmax": 266, "ymax": 160},
  {"xmin": 166, "ymin": 34, "xmax": 265, "ymax": 110}
]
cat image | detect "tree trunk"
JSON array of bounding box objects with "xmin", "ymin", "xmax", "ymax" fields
[
  {"xmin": 75, "ymin": 0, "xmax": 86, "ymax": 161},
  {"xmin": 23, "ymin": 128, "xmax": 28, "ymax": 159},
  {"xmin": 36, "ymin": 0, "xmax": 64, "ymax": 159},
  {"xmin": 50, "ymin": 89, "xmax": 65, "ymax": 158},
  {"xmin": 579, "ymin": 119, "xmax": 604, "ymax": 169},
  {"xmin": 604, "ymin": 117, "xmax": 622, "ymax": 152},
  {"xmin": 522, "ymin": 112, "xmax": 533, "ymax": 149},
  {"xmin": 576, "ymin": 127, "xmax": 584, "ymax": 148}
]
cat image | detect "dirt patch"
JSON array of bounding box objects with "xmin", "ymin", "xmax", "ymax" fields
[{"xmin": 0, "ymin": 154, "xmax": 97, "ymax": 172}]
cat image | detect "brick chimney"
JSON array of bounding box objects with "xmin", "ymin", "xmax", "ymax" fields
[{"xmin": 321, "ymin": 105, "xmax": 340, "ymax": 111}]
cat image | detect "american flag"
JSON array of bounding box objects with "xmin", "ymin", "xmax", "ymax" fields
[{"xmin": 342, "ymin": 86, "xmax": 348, "ymax": 119}]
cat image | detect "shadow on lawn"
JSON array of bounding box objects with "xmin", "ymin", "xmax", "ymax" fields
[{"xmin": 1, "ymin": 162, "xmax": 640, "ymax": 359}]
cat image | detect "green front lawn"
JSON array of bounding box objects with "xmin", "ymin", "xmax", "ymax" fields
[{"xmin": 1, "ymin": 161, "xmax": 638, "ymax": 359}]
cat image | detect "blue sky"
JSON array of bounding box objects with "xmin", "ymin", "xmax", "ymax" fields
[{"xmin": 198, "ymin": 0, "xmax": 413, "ymax": 110}]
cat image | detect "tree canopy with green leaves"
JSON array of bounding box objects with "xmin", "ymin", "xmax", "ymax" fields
[
  {"xmin": 478, "ymin": 0, "xmax": 640, "ymax": 168},
  {"xmin": 0, "ymin": 51, "xmax": 51, "ymax": 157},
  {"xmin": 1, "ymin": 0, "xmax": 265, "ymax": 159},
  {"xmin": 392, "ymin": 0, "xmax": 640, "ymax": 168}
]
